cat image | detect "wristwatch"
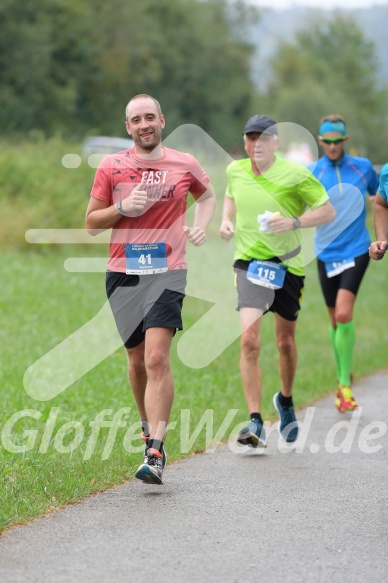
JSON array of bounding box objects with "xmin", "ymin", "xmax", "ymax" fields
[
  {"xmin": 292, "ymin": 217, "xmax": 302, "ymax": 230},
  {"xmin": 115, "ymin": 200, "xmax": 127, "ymax": 216}
]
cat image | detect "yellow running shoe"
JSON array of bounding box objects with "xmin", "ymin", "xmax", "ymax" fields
[{"xmin": 335, "ymin": 386, "xmax": 358, "ymax": 412}]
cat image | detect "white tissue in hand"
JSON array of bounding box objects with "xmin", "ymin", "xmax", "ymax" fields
[{"xmin": 258, "ymin": 210, "xmax": 277, "ymax": 232}]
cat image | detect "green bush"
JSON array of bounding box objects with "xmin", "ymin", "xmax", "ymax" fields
[{"xmin": 0, "ymin": 137, "xmax": 95, "ymax": 248}]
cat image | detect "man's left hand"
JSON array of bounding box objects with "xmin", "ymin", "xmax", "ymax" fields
[{"xmin": 183, "ymin": 225, "xmax": 206, "ymax": 246}]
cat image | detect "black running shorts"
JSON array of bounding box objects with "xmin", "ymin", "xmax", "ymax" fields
[
  {"xmin": 106, "ymin": 269, "xmax": 187, "ymax": 348},
  {"xmin": 317, "ymin": 252, "xmax": 369, "ymax": 308},
  {"xmin": 234, "ymin": 259, "xmax": 305, "ymax": 322}
]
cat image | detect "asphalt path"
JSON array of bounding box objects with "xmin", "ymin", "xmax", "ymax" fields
[{"xmin": 1, "ymin": 373, "xmax": 387, "ymax": 583}]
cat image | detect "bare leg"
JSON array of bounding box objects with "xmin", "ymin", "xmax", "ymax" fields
[
  {"xmin": 274, "ymin": 314, "xmax": 297, "ymax": 397},
  {"xmin": 143, "ymin": 327, "xmax": 174, "ymax": 442},
  {"xmin": 239, "ymin": 308, "xmax": 263, "ymax": 413},
  {"xmin": 327, "ymin": 289, "xmax": 356, "ymax": 329},
  {"xmin": 126, "ymin": 340, "xmax": 147, "ymax": 419},
  {"xmin": 327, "ymin": 306, "xmax": 336, "ymax": 330},
  {"xmin": 335, "ymin": 289, "xmax": 356, "ymax": 324}
]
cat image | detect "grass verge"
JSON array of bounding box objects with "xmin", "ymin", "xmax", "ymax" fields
[{"xmin": 0, "ymin": 240, "xmax": 387, "ymax": 531}]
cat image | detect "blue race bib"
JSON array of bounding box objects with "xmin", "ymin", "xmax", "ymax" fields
[
  {"xmin": 325, "ymin": 258, "xmax": 355, "ymax": 278},
  {"xmin": 125, "ymin": 242, "xmax": 168, "ymax": 274},
  {"xmin": 247, "ymin": 260, "xmax": 286, "ymax": 289}
]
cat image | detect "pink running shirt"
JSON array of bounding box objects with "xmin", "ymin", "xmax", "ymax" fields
[{"xmin": 90, "ymin": 146, "xmax": 210, "ymax": 272}]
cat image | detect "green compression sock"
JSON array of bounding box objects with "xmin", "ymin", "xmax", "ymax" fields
[
  {"xmin": 329, "ymin": 325, "xmax": 341, "ymax": 383},
  {"xmin": 335, "ymin": 321, "xmax": 355, "ymax": 387}
]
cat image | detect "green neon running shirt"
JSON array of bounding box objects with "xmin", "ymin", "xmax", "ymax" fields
[{"xmin": 226, "ymin": 157, "xmax": 328, "ymax": 276}]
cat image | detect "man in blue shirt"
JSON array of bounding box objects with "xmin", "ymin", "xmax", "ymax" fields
[
  {"xmin": 369, "ymin": 163, "xmax": 388, "ymax": 260},
  {"xmin": 310, "ymin": 114, "xmax": 379, "ymax": 412}
]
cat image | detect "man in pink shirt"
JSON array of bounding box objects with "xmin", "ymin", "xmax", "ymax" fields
[{"xmin": 86, "ymin": 94, "xmax": 216, "ymax": 485}]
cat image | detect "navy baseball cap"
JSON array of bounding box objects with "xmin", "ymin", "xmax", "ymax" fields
[{"xmin": 243, "ymin": 115, "xmax": 278, "ymax": 135}]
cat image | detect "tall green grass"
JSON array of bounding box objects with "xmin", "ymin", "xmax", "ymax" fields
[{"xmin": 0, "ymin": 137, "xmax": 95, "ymax": 248}]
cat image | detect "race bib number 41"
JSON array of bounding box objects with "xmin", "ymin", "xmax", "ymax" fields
[
  {"xmin": 247, "ymin": 260, "xmax": 286, "ymax": 290},
  {"xmin": 125, "ymin": 242, "xmax": 168, "ymax": 274}
]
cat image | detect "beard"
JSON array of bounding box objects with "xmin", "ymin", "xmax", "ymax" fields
[{"xmin": 137, "ymin": 128, "xmax": 162, "ymax": 151}]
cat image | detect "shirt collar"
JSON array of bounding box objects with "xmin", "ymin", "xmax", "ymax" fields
[{"xmin": 323, "ymin": 152, "xmax": 348, "ymax": 167}]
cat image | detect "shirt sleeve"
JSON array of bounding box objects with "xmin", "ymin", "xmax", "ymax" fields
[
  {"xmin": 297, "ymin": 170, "xmax": 329, "ymax": 209},
  {"xmin": 89, "ymin": 156, "xmax": 113, "ymax": 202},
  {"xmin": 187, "ymin": 154, "xmax": 210, "ymax": 199},
  {"xmin": 366, "ymin": 161, "xmax": 379, "ymax": 195},
  {"xmin": 379, "ymin": 164, "xmax": 388, "ymax": 202}
]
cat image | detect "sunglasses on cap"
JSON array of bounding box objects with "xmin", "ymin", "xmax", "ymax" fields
[{"xmin": 321, "ymin": 138, "xmax": 345, "ymax": 145}]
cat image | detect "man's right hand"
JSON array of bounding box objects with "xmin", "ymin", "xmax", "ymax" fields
[
  {"xmin": 219, "ymin": 220, "xmax": 235, "ymax": 242},
  {"xmin": 121, "ymin": 183, "xmax": 148, "ymax": 214},
  {"xmin": 369, "ymin": 241, "xmax": 387, "ymax": 260}
]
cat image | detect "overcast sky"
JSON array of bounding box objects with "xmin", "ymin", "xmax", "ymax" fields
[{"xmin": 248, "ymin": 0, "xmax": 388, "ymax": 9}]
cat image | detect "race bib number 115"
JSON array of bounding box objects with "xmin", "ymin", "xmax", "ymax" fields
[{"xmin": 247, "ymin": 260, "xmax": 286, "ymax": 290}]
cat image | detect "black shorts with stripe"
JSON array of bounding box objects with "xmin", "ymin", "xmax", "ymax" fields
[
  {"xmin": 317, "ymin": 252, "xmax": 369, "ymax": 308},
  {"xmin": 234, "ymin": 259, "xmax": 305, "ymax": 322}
]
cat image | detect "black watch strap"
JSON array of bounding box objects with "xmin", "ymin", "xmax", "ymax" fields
[{"xmin": 292, "ymin": 217, "xmax": 301, "ymax": 230}]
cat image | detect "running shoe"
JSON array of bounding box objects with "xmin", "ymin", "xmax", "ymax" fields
[
  {"xmin": 335, "ymin": 386, "xmax": 358, "ymax": 413},
  {"xmin": 273, "ymin": 392, "xmax": 299, "ymax": 443},
  {"xmin": 141, "ymin": 435, "xmax": 167, "ymax": 469},
  {"xmin": 135, "ymin": 448, "xmax": 165, "ymax": 485},
  {"xmin": 237, "ymin": 418, "xmax": 267, "ymax": 448}
]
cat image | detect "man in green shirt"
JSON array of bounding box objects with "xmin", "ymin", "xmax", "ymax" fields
[{"xmin": 219, "ymin": 115, "xmax": 335, "ymax": 446}]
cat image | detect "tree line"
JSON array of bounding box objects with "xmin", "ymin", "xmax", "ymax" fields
[{"xmin": 0, "ymin": 0, "xmax": 387, "ymax": 159}]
